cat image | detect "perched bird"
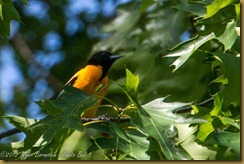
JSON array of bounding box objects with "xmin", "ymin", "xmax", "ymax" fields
[{"xmin": 62, "ymin": 51, "xmax": 123, "ymax": 118}]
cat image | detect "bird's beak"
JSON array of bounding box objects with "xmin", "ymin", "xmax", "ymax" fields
[{"xmin": 110, "ymin": 54, "xmax": 123, "ymax": 61}]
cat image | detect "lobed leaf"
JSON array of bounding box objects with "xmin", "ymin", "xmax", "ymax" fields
[
  {"xmin": 142, "ymin": 98, "xmax": 207, "ymax": 125},
  {"xmin": 165, "ymin": 33, "xmax": 215, "ymax": 72}
]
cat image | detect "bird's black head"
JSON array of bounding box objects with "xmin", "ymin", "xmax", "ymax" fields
[{"xmin": 87, "ymin": 51, "xmax": 123, "ymax": 80}]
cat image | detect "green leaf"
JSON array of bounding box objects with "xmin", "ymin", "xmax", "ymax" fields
[
  {"xmin": 93, "ymin": 2, "xmax": 141, "ymax": 52},
  {"xmin": 140, "ymin": 0, "xmax": 154, "ymax": 13},
  {"xmin": 23, "ymin": 86, "xmax": 100, "ymax": 159},
  {"xmin": 31, "ymin": 86, "xmax": 99, "ymax": 147},
  {"xmin": 141, "ymin": 118, "xmax": 192, "ymax": 160},
  {"xmin": 213, "ymin": 131, "xmax": 240, "ymax": 154},
  {"xmin": 86, "ymin": 122, "xmax": 115, "ymax": 137},
  {"xmin": 219, "ymin": 116, "xmax": 240, "ymax": 129},
  {"xmin": 173, "ymin": 1, "xmax": 206, "ymax": 17},
  {"xmin": 122, "ymin": 69, "xmax": 140, "ymax": 104},
  {"xmin": 125, "ymin": 69, "xmax": 139, "ymax": 94},
  {"xmin": 0, "ymin": 0, "xmax": 21, "ymax": 40},
  {"xmin": 87, "ymin": 137, "xmax": 116, "ymax": 153},
  {"xmin": 116, "ymin": 129, "xmax": 151, "ymax": 160},
  {"xmin": 210, "ymin": 94, "xmax": 223, "ymax": 116},
  {"xmin": 3, "ymin": 115, "xmax": 44, "ymax": 146},
  {"xmin": 35, "ymin": 100, "xmax": 62, "ymax": 115},
  {"xmin": 216, "ymin": 20, "xmax": 238, "ymax": 51},
  {"xmin": 212, "ymin": 53, "xmax": 240, "ymax": 106},
  {"xmin": 21, "ymin": 0, "xmax": 29, "ymax": 6},
  {"xmin": 109, "ymin": 121, "xmax": 131, "ymax": 143},
  {"xmin": 0, "ymin": 3, "xmax": 3, "ymax": 20},
  {"xmin": 142, "ymin": 98, "xmax": 207, "ymax": 125},
  {"xmin": 165, "ymin": 33, "xmax": 215, "ymax": 72},
  {"xmin": 176, "ymin": 124, "xmax": 216, "ymax": 160},
  {"xmin": 58, "ymin": 130, "xmax": 95, "ymax": 160},
  {"xmin": 122, "ymin": 69, "xmax": 194, "ymax": 160},
  {"xmin": 87, "ymin": 129, "xmax": 150, "ymax": 160},
  {"xmin": 0, "ymin": 115, "xmax": 45, "ymax": 159},
  {"xmin": 204, "ymin": 0, "xmax": 239, "ymax": 19},
  {"xmin": 235, "ymin": 3, "xmax": 240, "ymax": 21},
  {"xmin": 196, "ymin": 114, "xmax": 215, "ymax": 142},
  {"xmin": 135, "ymin": 103, "xmax": 192, "ymax": 160}
]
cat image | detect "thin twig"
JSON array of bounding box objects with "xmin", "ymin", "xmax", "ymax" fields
[
  {"xmin": 172, "ymin": 97, "xmax": 214, "ymax": 114},
  {"xmin": 0, "ymin": 128, "xmax": 21, "ymax": 140}
]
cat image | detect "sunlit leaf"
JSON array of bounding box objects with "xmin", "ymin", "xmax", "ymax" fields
[
  {"xmin": 165, "ymin": 33, "xmax": 215, "ymax": 72},
  {"xmin": 219, "ymin": 116, "xmax": 240, "ymax": 129},
  {"xmin": 204, "ymin": 0, "xmax": 239, "ymax": 19},
  {"xmin": 210, "ymin": 94, "xmax": 223, "ymax": 116},
  {"xmin": 142, "ymin": 98, "xmax": 207, "ymax": 125},
  {"xmin": 235, "ymin": 3, "xmax": 240, "ymax": 21},
  {"xmin": 197, "ymin": 120, "xmax": 214, "ymax": 142},
  {"xmin": 122, "ymin": 69, "xmax": 140, "ymax": 104},
  {"xmin": 176, "ymin": 124, "xmax": 216, "ymax": 160},
  {"xmin": 216, "ymin": 20, "xmax": 238, "ymax": 51}
]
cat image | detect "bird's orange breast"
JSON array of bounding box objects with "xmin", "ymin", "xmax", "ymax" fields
[{"xmin": 66, "ymin": 65, "xmax": 108, "ymax": 118}]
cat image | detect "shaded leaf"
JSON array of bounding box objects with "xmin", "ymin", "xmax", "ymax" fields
[
  {"xmin": 31, "ymin": 86, "xmax": 99, "ymax": 147},
  {"xmin": 173, "ymin": 1, "xmax": 206, "ymax": 17},
  {"xmin": 94, "ymin": 2, "xmax": 140, "ymax": 52},
  {"xmin": 87, "ymin": 137, "xmax": 116, "ymax": 153},
  {"xmin": 212, "ymin": 53, "xmax": 240, "ymax": 106},
  {"xmin": 35, "ymin": 100, "xmax": 62, "ymax": 115},
  {"xmin": 0, "ymin": 0, "xmax": 21, "ymax": 40},
  {"xmin": 140, "ymin": 0, "xmax": 155, "ymax": 13},
  {"xmin": 116, "ymin": 129, "xmax": 150, "ymax": 160},
  {"xmin": 213, "ymin": 131, "xmax": 240, "ymax": 154}
]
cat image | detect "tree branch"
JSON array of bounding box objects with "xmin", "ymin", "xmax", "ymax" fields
[
  {"xmin": 0, "ymin": 97, "xmax": 214, "ymax": 141},
  {"xmin": 11, "ymin": 33, "xmax": 64, "ymax": 92},
  {"xmin": 0, "ymin": 116, "xmax": 131, "ymax": 141},
  {"xmin": 0, "ymin": 128, "xmax": 21, "ymax": 140}
]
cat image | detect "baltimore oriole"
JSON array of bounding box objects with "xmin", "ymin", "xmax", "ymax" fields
[{"xmin": 62, "ymin": 51, "xmax": 122, "ymax": 118}]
